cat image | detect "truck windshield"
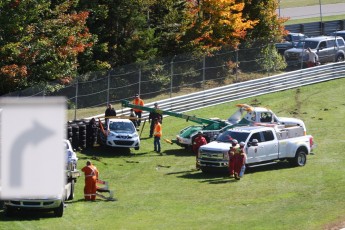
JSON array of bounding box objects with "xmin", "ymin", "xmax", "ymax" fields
[
  {"xmin": 296, "ymin": 40, "xmax": 318, "ymax": 49},
  {"xmin": 216, "ymin": 130, "xmax": 249, "ymax": 143}
]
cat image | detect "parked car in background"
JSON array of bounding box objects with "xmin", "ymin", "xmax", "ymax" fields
[
  {"xmin": 329, "ymin": 30, "xmax": 345, "ymax": 40},
  {"xmin": 284, "ymin": 36, "xmax": 345, "ymax": 66},
  {"xmin": 275, "ymin": 33, "xmax": 307, "ymax": 55}
]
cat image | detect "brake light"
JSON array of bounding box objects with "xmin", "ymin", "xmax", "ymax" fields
[{"xmin": 309, "ymin": 136, "xmax": 314, "ymax": 149}]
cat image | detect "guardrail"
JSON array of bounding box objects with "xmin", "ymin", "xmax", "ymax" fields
[{"xmin": 88, "ymin": 62, "xmax": 345, "ymax": 121}]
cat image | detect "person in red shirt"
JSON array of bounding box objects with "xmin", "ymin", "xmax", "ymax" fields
[
  {"xmin": 234, "ymin": 141, "xmax": 247, "ymax": 180},
  {"xmin": 132, "ymin": 94, "xmax": 144, "ymax": 126},
  {"xmin": 81, "ymin": 160, "xmax": 99, "ymax": 201},
  {"xmin": 228, "ymin": 139, "xmax": 239, "ymax": 178},
  {"xmin": 193, "ymin": 131, "xmax": 207, "ymax": 170}
]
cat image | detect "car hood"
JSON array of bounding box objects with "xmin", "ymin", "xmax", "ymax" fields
[{"xmin": 200, "ymin": 141, "xmax": 231, "ymax": 152}]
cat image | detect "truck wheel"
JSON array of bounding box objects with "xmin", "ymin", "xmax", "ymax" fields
[
  {"xmin": 290, "ymin": 150, "xmax": 307, "ymax": 167},
  {"xmin": 54, "ymin": 202, "xmax": 64, "ymax": 217},
  {"xmin": 67, "ymin": 180, "xmax": 75, "ymax": 201},
  {"xmin": 134, "ymin": 147, "xmax": 139, "ymax": 150}
]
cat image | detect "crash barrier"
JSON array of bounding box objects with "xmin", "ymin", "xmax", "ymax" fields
[
  {"xmin": 92, "ymin": 61, "xmax": 345, "ymax": 118},
  {"xmin": 285, "ymin": 19, "xmax": 345, "ymax": 37}
]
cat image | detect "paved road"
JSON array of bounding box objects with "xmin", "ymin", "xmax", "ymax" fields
[{"xmin": 277, "ymin": 3, "xmax": 345, "ymax": 20}]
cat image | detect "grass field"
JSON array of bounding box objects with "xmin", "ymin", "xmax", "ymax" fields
[{"xmin": 1, "ymin": 77, "xmax": 345, "ymax": 229}]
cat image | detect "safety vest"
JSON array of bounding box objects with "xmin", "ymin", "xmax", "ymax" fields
[
  {"xmin": 132, "ymin": 98, "xmax": 144, "ymax": 112},
  {"xmin": 154, "ymin": 122, "xmax": 162, "ymax": 137}
]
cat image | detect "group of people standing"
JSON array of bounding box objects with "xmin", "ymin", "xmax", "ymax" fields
[
  {"xmin": 192, "ymin": 133, "xmax": 247, "ymax": 180},
  {"xmin": 228, "ymin": 139, "xmax": 247, "ymax": 180}
]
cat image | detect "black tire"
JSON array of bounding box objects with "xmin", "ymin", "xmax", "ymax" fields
[
  {"xmin": 4, "ymin": 205, "xmax": 15, "ymax": 217},
  {"xmin": 54, "ymin": 202, "xmax": 64, "ymax": 217},
  {"xmin": 290, "ymin": 150, "xmax": 307, "ymax": 167},
  {"xmin": 200, "ymin": 166, "xmax": 211, "ymax": 173},
  {"xmin": 67, "ymin": 180, "xmax": 75, "ymax": 201},
  {"xmin": 336, "ymin": 55, "xmax": 344, "ymax": 62},
  {"xmin": 134, "ymin": 147, "xmax": 139, "ymax": 150}
]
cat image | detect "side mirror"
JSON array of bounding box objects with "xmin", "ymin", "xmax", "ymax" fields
[{"xmin": 249, "ymin": 139, "xmax": 259, "ymax": 146}]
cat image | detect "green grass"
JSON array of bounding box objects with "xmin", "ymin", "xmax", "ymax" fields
[{"xmin": 2, "ymin": 77, "xmax": 345, "ymax": 229}]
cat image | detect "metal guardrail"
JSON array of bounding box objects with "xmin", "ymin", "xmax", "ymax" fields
[{"xmin": 89, "ymin": 62, "xmax": 345, "ymax": 121}]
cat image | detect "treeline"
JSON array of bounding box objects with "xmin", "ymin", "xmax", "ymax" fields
[{"xmin": 0, "ymin": 0, "xmax": 287, "ymax": 95}]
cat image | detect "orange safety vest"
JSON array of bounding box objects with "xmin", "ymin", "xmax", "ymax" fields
[
  {"xmin": 132, "ymin": 98, "xmax": 144, "ymax": 112},
  {"xmin": 154, "ymin": 122, "xmax": 162, "ymax": 137}
]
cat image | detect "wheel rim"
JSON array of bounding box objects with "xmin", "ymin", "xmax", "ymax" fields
[{"xmin": 298, "ymin": 153, "xmax": 306, "ymax": 165}]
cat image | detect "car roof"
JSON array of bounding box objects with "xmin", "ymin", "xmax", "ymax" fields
[
  {"xmin": 109, "ymin": 118, "xmax": 132, "ymax": 123},
  {"xmin": 305, "ymin": 36, "xmax": 343, "ymax": 42},
  {"xmin": 230, "ymin": 126, "xmax": 268, "ymax": 132}
]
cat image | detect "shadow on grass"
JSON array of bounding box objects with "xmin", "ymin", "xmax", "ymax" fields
[
  {"xmin": 0, "ymin": 209, "xmax": 60, "ymax": 221},
  {"xmin": 166, "ymin": 161, "xmax": 294, "ymax": 184},
  {"xmin": 163, "ymin": 148, "xmax": 193, "ymax": 157}
]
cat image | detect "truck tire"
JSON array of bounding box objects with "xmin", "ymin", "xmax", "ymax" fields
[
  {"xmin": 290, "ymin": 150, "xmax": 307, "ymax": 167},
  {"xmin": 54, "ymin": 202, "xmax": 64, "ymax": 217},
  {"xmin": 67, "ymin": 180, "xmax": 75, "ymax": 201}
]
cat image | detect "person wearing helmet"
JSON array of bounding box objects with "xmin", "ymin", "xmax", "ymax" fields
[
  {"xmin": 234, "ymin": 141, "xmax": 247, "ymax": 180},
  {"xmin": 228, "ymin": 139, "xmax": 239, "ymax": 177},
  {"xmin": 193, "ymin": 131, "xmax": 207, "ymax": 170}
]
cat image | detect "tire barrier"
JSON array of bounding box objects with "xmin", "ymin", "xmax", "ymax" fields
[{"xmin": 67, "ymin": 119, "xmax": 99, "ymax": 150}]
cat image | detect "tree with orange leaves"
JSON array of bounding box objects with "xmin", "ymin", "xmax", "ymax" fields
[
  {"xmin": 0, "ymin": 0, "xmax": 95, "ymax": 95},
  {"xmin": 178, "ymin": 0, "xmax": 258, "ymax": 54}
]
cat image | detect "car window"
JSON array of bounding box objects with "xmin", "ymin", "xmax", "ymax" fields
[
  {"xmin": 262, "ymin": 130, "xmax": 275, "ymax": 141},
  {"xmin": 110, "ymin": 122, "xmax": 135, "ymax": 132},
  {"xmin": 337, "ymin": 38, "xmax": 345, "ymax": 46},
  {"xmin": 298, "ymin": 40, "xmax": 318, "ymax": 49},
  {"xmin": 327, "ymin": 40, "xmax": 336, "ymax": 47},
  {"xmin": 260, "ymin": 112, "xmax": 273, "ymax": 122},
  {"xmin": 319, "ymin": 41, "xmax": 327, "ymax": 49},
  {"xmin": 249, "ymin": 132, "xmax": 262, "ymax": 142}
]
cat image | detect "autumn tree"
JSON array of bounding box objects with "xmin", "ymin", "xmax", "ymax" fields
[
  {"xmin": 177, "ymin": 0, "xmax": 258, "ymax": 55},
  {"xmin": 0, "ymin": 0, "xmax": 95, "ymax": 95}
]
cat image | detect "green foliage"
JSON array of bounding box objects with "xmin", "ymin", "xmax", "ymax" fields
[
  {"xmin": 0, "ymin": 0, "xmax": 95, "ymax": 94},
  {"xmin": 257, "ymin": 44, "xmax": 287, "ymax": 72}
]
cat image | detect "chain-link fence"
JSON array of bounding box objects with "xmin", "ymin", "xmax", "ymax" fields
[{"xmin": 5, "ymin": 44, "xmax": 281, "ymax": 119}]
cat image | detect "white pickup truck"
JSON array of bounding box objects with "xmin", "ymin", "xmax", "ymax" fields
[
  {"xmin": 3, "ymin": 140, "xmax": 80, "ymax": 217},
  {"xmin": 197, "ymin": 125, "xmax": 314, "ymax": 173}
]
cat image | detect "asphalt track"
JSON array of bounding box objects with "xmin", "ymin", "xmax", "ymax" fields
[{"xmin": 277, "ymin": 3, "xmax": 345, "ymax": 20}]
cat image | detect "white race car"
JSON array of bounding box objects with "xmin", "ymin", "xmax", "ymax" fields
[{"xmin": 99, "ymin": 119, "xmax": 140, "ymax": 150}]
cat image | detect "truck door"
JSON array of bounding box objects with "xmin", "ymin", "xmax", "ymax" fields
[
  {"xmin": 246, "ymin": 132, "xmax": 263, "ymax": 164},
  {"xmin": 246, "ymin": 130, "xmax": 278, "ymax": 163},
  {"xmin": 261, "ymin": 130, "xmax": 279, "ymax": 161}
]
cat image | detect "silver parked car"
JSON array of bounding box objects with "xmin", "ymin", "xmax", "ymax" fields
[{"xmin": 284, "ymin": 36, "xmax": 345, "ymax": 66}]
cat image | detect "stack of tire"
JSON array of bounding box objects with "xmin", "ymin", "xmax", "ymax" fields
[{"xmin": 67, "ymin": 119, "xmax": 99, "ymax": 150}]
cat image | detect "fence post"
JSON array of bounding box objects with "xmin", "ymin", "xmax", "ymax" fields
[
  {"xmin": 235, "ymin": 49, "xmax": 239, "ymax": 82},
  {"xmin": 74, "ymin": 79, "xmax": 78, "ymax": 121},
  {"xmin": 107, "ymin": 71, "xmax": 110, "ymax": 105},
  {"xmin": 138, "ymin": 68, "xmax": 141, "ymax": 95},
  {"xmin": 170, "ymin": 58, "xmax": 173, "ymax": 99},
  {"xmin": 202, "ymin": 55, "xmax": 206, "ymax": 91}
]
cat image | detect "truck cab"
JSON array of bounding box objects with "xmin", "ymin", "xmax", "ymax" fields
[{"xmin": 198, "ymin": 125, "xmax": 313, "ymax": 173}]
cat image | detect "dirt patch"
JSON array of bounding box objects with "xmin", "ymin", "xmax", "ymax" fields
[{"xmin": 323, "ymin": 219, "xmax": 345, "ymax": 230}]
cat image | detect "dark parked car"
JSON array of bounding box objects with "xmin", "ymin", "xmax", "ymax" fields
[
  {"xmin": 275, "ymin": 33, "xmax": 307, "ymax": 55},
  {"xmin": 329, "ymin": 30, "xmax": 345, "ymax": 40}
]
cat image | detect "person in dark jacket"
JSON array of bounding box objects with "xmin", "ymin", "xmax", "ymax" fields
[
  {"xmin": 149, "ymin": 103, "xmax": 163, "ymax": 137},
  {"xmin": 105, "ymin": 104, "xmax": 116, "ymax": 127}
]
